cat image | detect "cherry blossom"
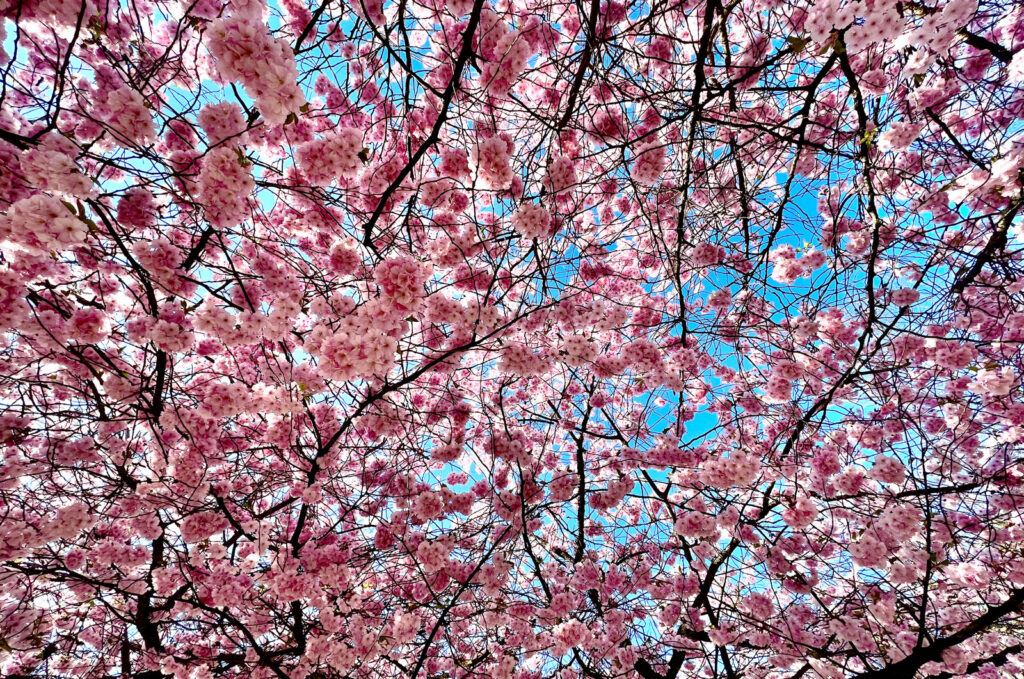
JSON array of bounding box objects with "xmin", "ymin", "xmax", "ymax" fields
[{"xmin": 1, "ymin": 0, "xmax": 1024, "ymax": 678}]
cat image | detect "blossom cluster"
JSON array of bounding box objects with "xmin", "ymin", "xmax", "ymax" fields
[{"xmin": 206, "ymin": 12, "xmax": 305, "ymax": 125}]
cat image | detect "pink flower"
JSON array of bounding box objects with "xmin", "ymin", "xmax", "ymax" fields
[
  {"xmin": 782, "ymin": 496, "xmax": 818, "ymax": 529},
  {"xmin": 868, "ymin": 455, "xmax": 906, "ymax": 485},
  {"xmin": 890, "ymin": 287, "xmax": 920, "ymax": 306},
  {"xmin": 970, "ymin": 367, "xmax": 1015, "ymax": 396},
  {"xmin": 0, "ymin": 194, "xmax": 87, "ymax": 254},
  {"xmin": 49, "ymin": 503, "xmax": 95, "ymax": 540},
  {"xmin": 511, "ymin": 201, "xmax": 552, "ymax": 239},
  {"xmin": 689, "ymin": 242, "xmax": 724, "ymax": 266},
  {"xmin": 472, "ymin": 136, "xmax": 514, "ymax": 190},
  {"xmin": 206, "ymin": 16, "xmax": 305, "ymax": 125},
  {"xmin": 374, "ymin": 254, "xmax": 431, "ymax": 312},
  {"xmin": 199, "ymin": 101, "xmax": 248, "ymax": 146},
  {"xmin": 543, "ymin": 155, "xmax": 577, "ymax": 195},
  {"xmin": 69, "ymin": 307, "xmax": 110, "ymax": 344},
  {"xmin": 103, "ymin": 87, "xmax": 156, "ymax": 145},
  {"xmin": 631, "ymin": 140, "xmax": 667, "ymax": 185},
  {"xmin": 297, "ymin": 128, "xmax": 365, "ymax": 186},
  {"xmin": 849, "ymin": 533, "xmax": 888, "ymax": 569},
  {"xmin": 198, "ymin": 146, "xmax": 254, "ymax": 227}
]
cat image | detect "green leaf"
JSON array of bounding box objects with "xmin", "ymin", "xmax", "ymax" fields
[{"xmin": 786, "ymin": 36, "xmax": 810, "ymax": 53}]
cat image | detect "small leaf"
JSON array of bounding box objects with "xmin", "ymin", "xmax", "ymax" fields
[{"xmin": 786, "ymin": 35, "xmax": 810, "ymax": 53}]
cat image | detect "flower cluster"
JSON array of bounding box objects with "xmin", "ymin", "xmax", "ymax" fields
[
  {"xmin": 315, "ymin": 311, "xmax": 399, "ymax": 382},
  {"xmin": 0, "ymin": 194, "xmax": 86, "ymax": 255},
  {"xmin": 868, "ymin": 455, "xmax": 905, "ymax": 485},
  {"xmin": 198, "ymin": 102, "xmax": 248, "ymax": 146},
  {"xmin": 18, "ymin": 133, "xmax": 91, "ymax": 197},
  {"xmin": 511, "ymin": 201, "xmax": 552, "ymax": 239},
  {"xmin": 631, "ymin": 140, "xmax": 667, "ymax": 185},
  {"xmin": 769, "ymin": 245, "xmax": 826, "ymax": 283},
  {"xmin": 473, "ymin": 136, "xmax": 514, "ymax": 190},
  {"xmin": 543, "ymin": 155, "xmax": 577, "ymax": 195},
  {"xmin": 117, "ymin": 187, "xmax": 156, "ymax": 228},
  {"xmin": 500, "ymin": 342, "xmax": 549, "ymax": 376},
  {"xmin": 198, "ymin": 146, "xmax": 255, "ymax": 227},
  {"xmin": 477, "ymin": 10, "xmax": 535, "ymax": 96},
  {"xmin": 701, "ymin": 451, "xmax": 760, "ymax": 488},
  {"xmin": 848, "ymin": 533, "xmax": 888, "ymax": 569},
  {"xmin": 782, "ymin": 496, "xmax": 818, "ymax": 529},
  {"xmin": 374, "ymin": 254, "xmax": 431, "ymax": 313},
  {"xmin": 875, "ymin": 503, "xmax": 921, "ymax": 542},
  {"xmin": 297, "ymin": 128, "xmax": 365, "ymax": 186},
  {"xmin": 689, "ymin": 242, "xmax": 724, "ymax": 267},
  {"xmin": 206, "ymin": 16, "xmax": 305, "ymax": 125},
  {"xmin": 102, "ymin": 87, "xmax": 156, "ymax": 145}
]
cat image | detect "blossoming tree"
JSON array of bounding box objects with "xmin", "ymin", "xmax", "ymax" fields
[{"xmin": 1, "ymin": 0, "xmax": 1024, "ymax": 677}]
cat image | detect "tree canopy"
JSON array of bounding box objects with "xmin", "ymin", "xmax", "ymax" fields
[{"xmin": 1, "ymin": 0, "xmax": 1024, "ymax": 677}]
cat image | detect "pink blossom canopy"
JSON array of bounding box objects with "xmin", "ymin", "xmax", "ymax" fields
[{"xmin": 1, "ymin": 0, "xmax": 1024, "ymax": 677}]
